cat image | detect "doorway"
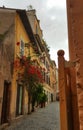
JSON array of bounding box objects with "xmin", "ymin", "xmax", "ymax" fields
[
  {"xmin": 1, "ymin": 80, "xmax": 11, "ymax": 124},
  {"xmin": 16, "ymin": 84, "xmax": 24, "ymax": 116}
]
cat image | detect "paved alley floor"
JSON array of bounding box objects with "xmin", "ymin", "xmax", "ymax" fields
[{"xmin": 5, "ymin": 102, "xmax": 60, "ymax": 130}]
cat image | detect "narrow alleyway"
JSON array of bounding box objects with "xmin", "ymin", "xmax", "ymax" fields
[{"xmin": 5, "ymin": 102, "xmax": 60, "ymax": 130}]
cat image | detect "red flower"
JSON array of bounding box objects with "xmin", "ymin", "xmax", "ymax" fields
[
  {"xmin": 14, "ymin": 59, "xmax": 20, "ymax": 68},
  {"xmin": 16, "ymin": 42, "xmax": 20, "ymax": 46},
  {"xmin": 22, "ymin": 56, "xmax": 26, "ymax": 61},
  {"xmin": 14, "ymin": 57, "xmax": 44, "ymax": 83}
]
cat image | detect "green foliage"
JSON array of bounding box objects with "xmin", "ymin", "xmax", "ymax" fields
[
  {"xmin": 42, "ymin": 39, "xmax": 50, "ymax": 52},
  {"xmin": 32, "ymin": 84, "xmax": 44, "ymax": 103},
  {"xmin": 15, "ymin": 55, "xmax": 43, "ymax": 113},
  {"xmin": 31, "ymin": 83, "xmax": 45, "ymax": 111},
  {"xmin": 32, "ymin": 83, "xmax": 48, "ymax": 108},
  {"xmin": 39, "ymin": 93, "xmax": 48, "ymax": 103}
]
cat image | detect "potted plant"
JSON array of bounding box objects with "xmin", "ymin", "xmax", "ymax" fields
[{"xmin": 39, "ymin": 93, "xmax": 48, "ymax": 108}]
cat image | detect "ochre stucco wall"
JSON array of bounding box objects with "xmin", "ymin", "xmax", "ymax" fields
[{"xmin": 10, "ymin": 13, "xmax": 32, "ymax": 119}]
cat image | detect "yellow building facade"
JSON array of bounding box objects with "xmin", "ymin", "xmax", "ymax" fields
[
  {"xmin": 0, "ymin": 8, "xmax": 39, "ymax": 124},
  {"xmin": 10, "ymin": 13, "xmax": 31, "ymax": 119},
  {"xmin": 27, "ymin": 9, "xmax": 56, "ymax": 103},
  {"xmin": 0, "ymin": 7, "xmax": 57, "ymax": 126}
]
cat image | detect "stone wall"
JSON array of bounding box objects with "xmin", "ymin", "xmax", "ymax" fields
[{"xmin": 0, "ymin": 9, "xmax": 15, "ymax": 123}]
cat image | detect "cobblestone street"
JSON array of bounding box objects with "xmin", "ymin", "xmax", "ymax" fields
[{"xmin": 5, "ymin": 102, "xmax": 60, "ymax": 130}]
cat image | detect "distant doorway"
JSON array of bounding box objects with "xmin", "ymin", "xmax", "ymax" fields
[
  {"xmin": 51, "ymin": 94, "xmax": 53, "ymax": 102},
  {"xmin": 16, "ymin": 84, "xmax": 24, "ymax": 116},
  {"xmin": 1, "ymin": 81, "xmax": 11, "ymax": 124}
]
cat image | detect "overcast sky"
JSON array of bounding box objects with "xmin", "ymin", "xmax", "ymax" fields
[{"xmin": 0, "ymin": 0, "xmax": 69, "ymax": 66}]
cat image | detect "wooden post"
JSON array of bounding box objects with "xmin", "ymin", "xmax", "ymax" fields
[{"xmin": 57, "ymin": 50, "xmax": 68, "ymax": 130}]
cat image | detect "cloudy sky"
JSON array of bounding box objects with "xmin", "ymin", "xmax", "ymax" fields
[{"xmin": 0, "ymin": 0, "xmax": 69, "ymax": 66}]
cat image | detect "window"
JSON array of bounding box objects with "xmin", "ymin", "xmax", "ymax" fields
[{"xmin": 20, "ymin": 40, "xmax": 24, "ymax": 57}]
